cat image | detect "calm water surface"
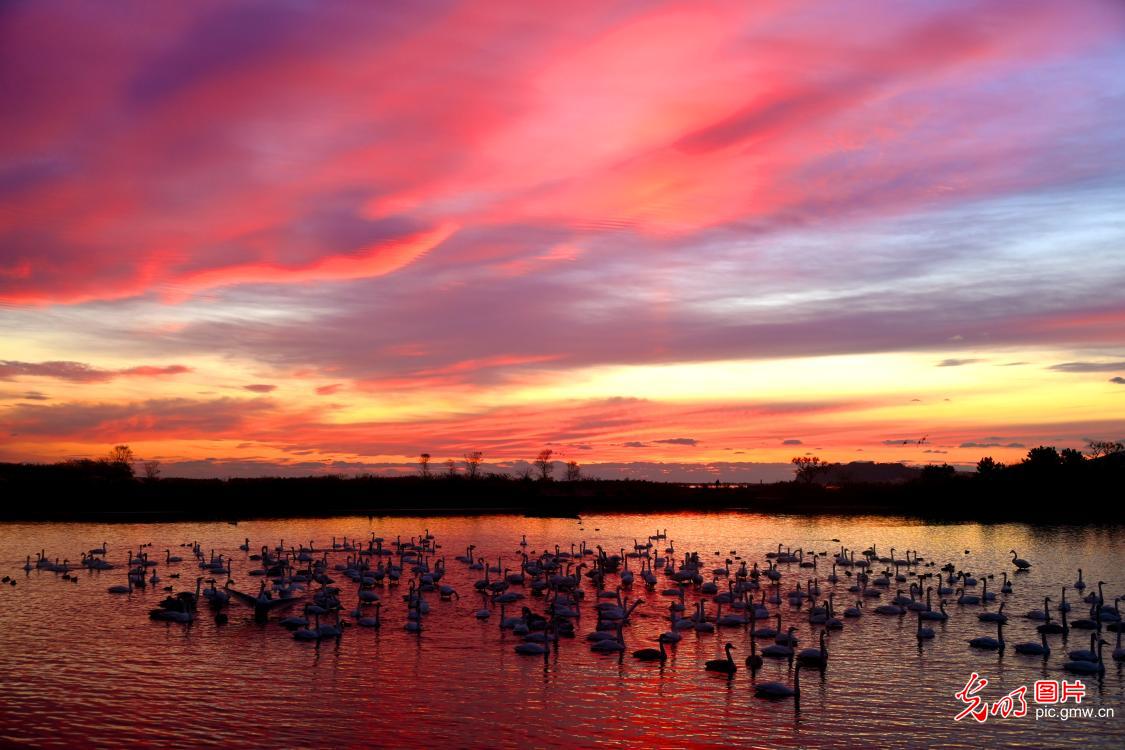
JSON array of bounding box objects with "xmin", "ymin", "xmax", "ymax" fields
[{"xmin": 1, "ymin": 512, "xmax": 1122, "ymax": 749}]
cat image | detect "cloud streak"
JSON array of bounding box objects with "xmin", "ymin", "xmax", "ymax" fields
[{"xmin": 0, "ymin": 360, "xmax": 190, "ymax": 383}]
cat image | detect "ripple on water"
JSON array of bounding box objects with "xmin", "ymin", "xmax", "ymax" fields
[{"xmin": 0, "ymin": 512, "xmax": 1122, "ymax": 749}]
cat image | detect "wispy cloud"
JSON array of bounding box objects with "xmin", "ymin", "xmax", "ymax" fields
[
  {"xmin": 1049, "ymin": 361, "xmax": 1125, "ymax": 373},
  {"xmin": 0, "ymin": 360, "xmax": 191, "ymax": 383}
]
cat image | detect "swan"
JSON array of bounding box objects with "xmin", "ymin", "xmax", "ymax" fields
[
  {"xmin": 978, "ymin": 602, "xmax": 1007, "ymax": 623},
  {"xmin": 968, "ymin": 620, "xmax": 1005, "ymax": 651},
  {"xmin": 916, "ymin": 611, "xmax": 935, "ymax": 640},
  {"xmin": 797, "ymin": 631, "xmax": 828, "ymax": 667},
  {"xmin": 660, "ymin": 605, "xmax": 685, "ymax": 642},
  {"xmin": 1025, "ymin": 596, "xmax": 1050, "ymax": 621},
  {"xmin": 149, "ymin": 606, "xmax": 194, "ymax": 623},
  {"xmin": 843, "ymin": 601, "xmax": 863, "ymax": 618},
  {"xmin": 1067, "ymin": 633, "xmax": 1099, "ymax": 663},
  {"xmin": 754, "ymin": 663, "xmax": 801, "ymax": 699},
  {"xmin": 762, "ymin": 635, "xmax": 795, "ymax": 659},
  {"xmin": 774, "ymin": 626, "xmax": 799, "ymax": 646},
  {"xmin": 1014, "ymin": 632, "xmax": 1050, "ymax": 656},
  {"xmin": 1070, "ymin": 602, "xmax": 1099, "ymax": 630},
  {"xmin": 590, "ymin": 623, "xmax": 625, "ymax": 652},
  {"xmin": 745, "ymin": 631, "xmax": 763, "ymax": 670},
  {"xmin": 357, "ymin": 603, "xmax": 382, "ymax": 628},
  {"xmin": 108, "ymin": 579, "xmax": 133, "ymax": 594},
  {"xmin": 1037, "ymin": 606, "xmax": 1068, "ymax": 635},
  {"xmin": 632, "ymin": 639, "xmax": 667, "ymax": 662},
  {"xmin": 1074, "ymin": 568, "xmax": 1085, "ymax": 591},
  {"xmin": 956, "ymin": 588, "xmax": 980, "ymax": 606},
  {"xmin": 294, "ymin": 613, "xmax": 322, "ymax": 640},
  {"xmin": 1113, "ymin": 628, "xmax": 1125, "ymax": 662},
  {"xmin": 1009, "ymin": 550, "xmax": 1031, "ymax": 570},
  {"xmin": 515, "ymin": 641, "xmax": 549, "ymax": 656},
  {"xmin": 705, "ymin": 642, "xmax": 737, "ymax": 674},
  {"xmin": 316, "ymin": 612, "xmax": 343, "ymax": 638},
  {"xmin": 920, "ymin": 599, "xmax": 948, "ymax": 621},
  {"xmin": 1063, "ymin": 639, "xmax": 1106, "ymax": 674},
  {"xmin": 752, "ymin": 613, "xmax": 781, "ymax": 638}
]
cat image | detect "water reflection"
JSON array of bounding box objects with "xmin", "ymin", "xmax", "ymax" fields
[{"xmin": 0, "ymin": 512, "xmax": 1122, "ymax": 749}]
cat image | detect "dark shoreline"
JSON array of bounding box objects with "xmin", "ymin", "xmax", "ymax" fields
[{"xmin": 2, "ymin": 471, "xmax": 1121, "ymax": 524}]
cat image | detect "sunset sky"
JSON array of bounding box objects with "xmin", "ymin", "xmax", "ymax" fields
[{"xmin": 2, "ymin": 0, "xmax": 1124, "ymax": 480}]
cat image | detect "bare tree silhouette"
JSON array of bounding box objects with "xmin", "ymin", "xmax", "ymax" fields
[
  {"xmin": 463, "ymin": 451, "xmax": 483, "ymax": 479},
  {"xmin": 535, "ymin": 449, "xmax": 554, "ymax": 481},
  {"xmin": 791, "ymin": 456, "xmax": 826, "ymax": 483},
  {"xmin": 565, "ymin": 460, "xmax": 581, "ymax": 481},
  {"xmin": 1086, "ymin": 440, "xmax": 1124, "ymax": 458},
  {"xmin": 419, "ymin": 453, "xmax": 432, "ymax": 479},
  {"xmin": 106, "ymin": 444, "xmax": 135, "ymax": 477},
  {"xmin": 107, "ymin": 444, "xmax": 134, "ymax": 464}
]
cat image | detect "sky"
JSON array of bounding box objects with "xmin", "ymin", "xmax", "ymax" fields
[{"xmin": 2, "ymin": 0, "xmax": 1124, "ymax": 481}]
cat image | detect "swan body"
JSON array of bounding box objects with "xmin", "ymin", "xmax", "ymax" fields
[
  {"xmin": 1014, "ymin": 633, "xmax": 1050, "ymax": 656},
  {"xmin": 968, "ymin": 621, "xmax": 1005, "ymax": 651},
  {"xmin": 704, "ymin": 642, "xmax": 737, "ymax": 674},
  {"xmin": 632, "ymin": 640, "xmax": 667, "ymax": 662},
  {"xmin": 755, "ymin": 663, "xmax": 801, "ymax": 699}
]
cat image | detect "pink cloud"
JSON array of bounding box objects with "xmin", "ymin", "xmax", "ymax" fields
[{"xmin": 1, "ymin": 1, "xmax": 1121, "ymax": 306}]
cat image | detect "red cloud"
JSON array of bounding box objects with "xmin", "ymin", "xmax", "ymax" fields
[{"xmin": 120, "ymin": 365, "xmax": 192, "ymax": 377}]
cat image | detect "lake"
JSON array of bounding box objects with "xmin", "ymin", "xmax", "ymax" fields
[{"xmin": 1, "ymin": 512, "xmax": 1122, "ymax": 749}]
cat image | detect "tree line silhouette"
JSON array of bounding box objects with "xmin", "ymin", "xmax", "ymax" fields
[{"xmin": 0, "ymin": 441, "xmax": 1120, "ymax": 522}]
